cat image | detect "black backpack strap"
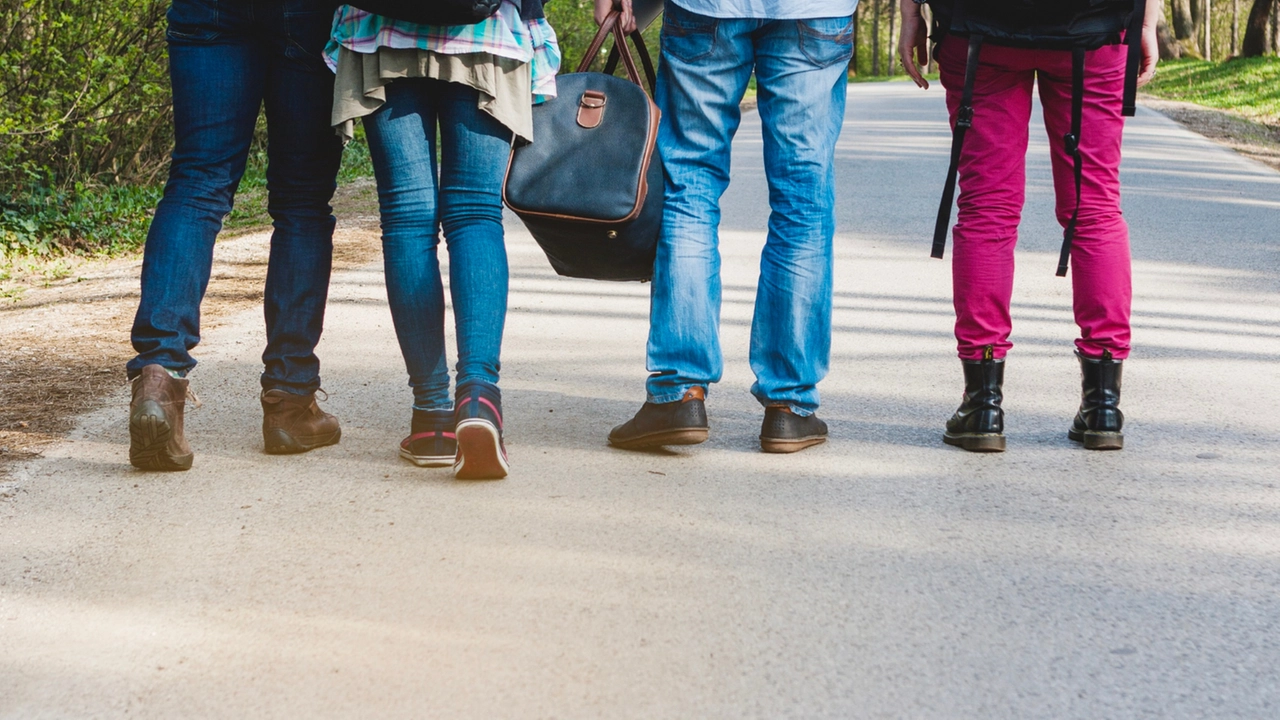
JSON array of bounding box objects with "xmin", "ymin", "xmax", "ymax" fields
[
  {"xmin": 1057, "ymin": 47, "xmax": 1086, "ymax": 278},
  {"xmin": 932, "ymin": 33, "xmax": 983, "ymax": 260},
  {"xmin": 1121, "ymin": 0, "xmax": 1147, "ymax": 117}
]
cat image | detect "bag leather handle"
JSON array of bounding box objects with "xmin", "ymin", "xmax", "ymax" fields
[
  {"xmin": 604, "ymin": 30, "xmax": 657, "ymax": 96},
  {"xmin": 576, "ymin": 10, "xmax": 649, "ymax": 94}
]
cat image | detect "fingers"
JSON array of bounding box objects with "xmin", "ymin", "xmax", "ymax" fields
[
  {"xmin": 898, "ymin": 44, "xmax": 929, "ymax": 89},
  {"xmin": 619, "ymin": 0, "xmax": 637, "ymax": 33},
  {"xmin": 593, "ymin": 0, "xmax": 612, "ymax": 26},
  {"xmin": 1137, "ymin": 30, "xmax": 1158, "ymax": 87},
  {"xmin": 1137, "ymin": 59, "xmax": 1157, "ymax": 87},
  {"xmin": 897, "ymin": 37, "xmax": 929, "ymax": 90}
]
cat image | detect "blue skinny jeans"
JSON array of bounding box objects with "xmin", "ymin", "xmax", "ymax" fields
[{"xmin": 363, "ymin": 78, "xmax": 512, "ymax": 411}]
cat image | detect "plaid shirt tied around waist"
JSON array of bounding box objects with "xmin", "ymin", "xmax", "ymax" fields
[{"xmin": 325, "ymin": 2, "xmax": 560, "ymax": 104}]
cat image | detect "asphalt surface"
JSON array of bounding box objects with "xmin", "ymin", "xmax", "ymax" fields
[{"xmin": 3, "ymin": 82, "xmax": 1279, "ymax": 718}]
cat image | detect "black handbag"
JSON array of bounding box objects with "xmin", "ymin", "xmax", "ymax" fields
[
  {"xmin": 349, "ymin": 0, "xmax": 501, "ymax": 25},
  {"xmin": 503, "ymin": 11, "xmax": 663, "ymax": 282}
]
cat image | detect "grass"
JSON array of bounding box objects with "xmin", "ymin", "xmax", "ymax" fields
[
  {"xmin": 1, "ymin": 183, "xmax": 163, "ymax": 258},
  {"xmin": 1143, "ymin": 56, "xmax": 1280, "ymax": 126}
]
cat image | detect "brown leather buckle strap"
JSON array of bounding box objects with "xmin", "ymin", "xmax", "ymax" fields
[{"xmin": 577, "ymin": 90, "xmax": 607, "ymax": 128}]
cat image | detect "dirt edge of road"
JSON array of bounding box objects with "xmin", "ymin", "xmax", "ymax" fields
[
  {"xmin": 0, "ymin": 179, "xmax": 380, "ymax": 481},
  {"xmin": 1139, "ymin": 93, "xmax": 1280, "ymax": 172},
  {"xmin": 2, "ymin": 100, "xmax": 1277, "ymax": 480}
]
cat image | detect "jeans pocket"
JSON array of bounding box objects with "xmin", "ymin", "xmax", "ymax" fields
[
  {"xmin": 167, "ymin": 0, "xmax": 220, "ymax": 42},
  {"xmin": 798, "ymin": 16, "xmax": 854, "ymax": 68},
  {"xmin": 284, "ymin": 8, "xmax": 336, "ymax": 70},
  {"xmin": 661, "ymin": 3, "xmax": 717, "ymax": 63}
]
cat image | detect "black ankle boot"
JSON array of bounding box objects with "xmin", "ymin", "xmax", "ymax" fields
[
  {"xmin": 1068, "ymin": 350, "xmax": 1124, "ymax": 450},
  {"xmin": 943, "ymin": 347, "xmax": 1006, "ymax": 453}
]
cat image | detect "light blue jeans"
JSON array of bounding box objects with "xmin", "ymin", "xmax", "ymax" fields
[
  {"xmin": 645, "ymin": 3, "xmax": 853, "ymax": 416},
  {"xmin": 363, "ymin": 78, "xmax": 511, "ymax": 411}
]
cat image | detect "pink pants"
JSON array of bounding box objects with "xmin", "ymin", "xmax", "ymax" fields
[{"xmin": 938, "ymin": 35, "xmax": 1132, "ymax": 361}]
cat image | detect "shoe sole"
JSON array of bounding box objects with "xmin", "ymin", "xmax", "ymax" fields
[
  {"xmin": 454, "ymin": 420, "xmax": 509, "ymax": 480},
  {"xmin": 129, "ymin": 410, "xmax": 193, "ymax": 471},
  {"xmin": 760, "ymin": 435, "xmax": 827, "ymax": 454},
  {"xmin": 398, "ymin": 446, "xmax": 455, "ymax": 468},
  {"xmin": 943, "ymin": 432, "xmax": 1007, "ymax": 453},
  {"xmin": 264, "ymin": 427, "xmax": 341, "ymax": 455},
  {"xmin": 1068, "ymin": 428, "xmax": 1124, "ymax": 450},
  {"xmin": 608, "ymin": 427, "xmax": 709, "ymax": 450}
]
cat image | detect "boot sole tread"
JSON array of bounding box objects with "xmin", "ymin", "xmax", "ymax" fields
[
  {"xmin": 943, "ymin": 432, "xmax": 1007, "ymax": 453},
  {"xmin": 263, "ymin": 428, "xmax": 341, "ymax": 455},
  {"xmin": 129, "ymin": 413, "xmax": 193, "ymax": 471},
  {"xmin": 1069, "ymin": 429, "xmax": 1124, "ymax": 450}
]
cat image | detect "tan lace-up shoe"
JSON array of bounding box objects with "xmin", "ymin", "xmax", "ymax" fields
[
  {"xmin": 129, "ymin": 364, "xmax": 194, "ymax": 471},
  {"xmin": 261, "ymin": 389, "xmax": 341, "ymax": 454}
]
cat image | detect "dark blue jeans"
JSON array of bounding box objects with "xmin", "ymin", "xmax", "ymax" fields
[
  {"xmin": 127, "ymin": 0, "xmax": 343, "ymax": 394},
  {"xmin": 362, "ymin": 79, "xmax": 512, "ymax": 411}
]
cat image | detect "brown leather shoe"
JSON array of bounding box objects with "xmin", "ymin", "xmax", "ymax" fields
[
  {"xmin": 261, "ymin": 389, "xmax": 341, "ymax": 454},
  {"xmin": 129, "ymin": 364, "xmax": 194, "ymax": 471}
]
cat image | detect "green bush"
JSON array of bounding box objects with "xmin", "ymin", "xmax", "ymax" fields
[
  {"xmin": 0, "ymin": 0, "xmax": 172, "ymax": 187},
  {"xmin": 1, "ymin": 0, "xmax": 171, "ymax": 257},
  {"xmin": 0, "ymin": 1, "xmax": 619, "ymax": 259}
]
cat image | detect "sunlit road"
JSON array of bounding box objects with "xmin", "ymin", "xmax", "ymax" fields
[{"xmin": 4, "ymin": 83, "xmax": 1279, "ymax": 718}]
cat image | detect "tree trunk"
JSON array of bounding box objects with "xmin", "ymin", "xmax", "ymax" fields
[
  {"xmin": 1240, "ymin": 0, "xmax": 1275, "ymax": 56},
  {"xmin": 851, "ymin": 7, "xmax": 859, "ymax": 76},
  {"xmin": 1232, "ymin": 0, "xmax": 1240, "ymax": 56},
  {"xmin": 925, "ymin": 4, "xmax": 937, "ymax": 73},
  {"xmin": 888, "ymin": 0, "xmax": 897, "ymax": 76},
  {"xmin": 872, "ymin": 0, "xmax": 881, "ymax": 76},
  {"xmin": 1158, "ymin": 16, "xmax": 1185, "ymax": 58},
  {"xmin": 1204, "ymin": 0, "xmax": 1212, "ymax": 59},
  {"xmin": 1172, "ymin": 0, "xmax": 1197, "ymax": 39},
  {"xmin": 1272, "ymin": 0, "xmax": 1279, "ymax": 52}
]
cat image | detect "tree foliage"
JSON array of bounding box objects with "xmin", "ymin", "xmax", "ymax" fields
[{"xmin": 1, "ymin": 1, "xmax": 172, "ymax": 189}]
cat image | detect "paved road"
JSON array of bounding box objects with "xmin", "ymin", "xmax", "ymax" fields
[{"xmin": 4, "ymin": 83, "xmax": 1279, "ymax": 718}]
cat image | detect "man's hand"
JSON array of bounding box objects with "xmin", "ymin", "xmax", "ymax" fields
[
  {"xmin": 1137, "ymin": 0, "xmax": 1161, "ymax": 87},
  {"xmin": 594, "ymin": 0, "xmax": 636, "ymax": 34},
  {"xmin": 897, "ymin": 0, "xmax": 930, "ymax": 89}
]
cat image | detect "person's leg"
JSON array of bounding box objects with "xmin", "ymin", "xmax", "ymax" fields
[
  {"xmin": 128, "ymin": 0, "xmax": 263, "ymax": 380},
  {"xmin": 259, "ymin": 0, "xmax": 344, "ymax": 395},
  {"xmin": 435, "ymin": 79, "xmax": 512, "ymax": 480},
  {"xmin": 1036, "ymin": 43, "xmax": 1131, "ymax": 450},
  {"xmin": 362, "ymin": 79, "xmax": 450, "ymax": 413},
  {"xmin": 936, "ymin": 38, "xmax": 1036, "ymax": 453},
  {"xmin": 748, "ymin": 15, "xmax": 852, "ymax": 425},
  {"xmin": 609, "ymin": 6, "xmax": 754, "ymax": 450},
  {"xmin": 644, "ymin": 5, "xmax": 757, "ymax": 404},
  {"xmin": 1036, "ymin": 44, "xmax": 1132, "ymax": 361},
  {"xmin": 937, "ymin": 37, "xmax": 1036, "ymax": 362},
  {"xmin": 434, "ymin": 81, "xmax": 511, "ymax": 390},
  {"xmin": 127, "ymin": 0, "xmax": 262, "ymax": 471}
]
